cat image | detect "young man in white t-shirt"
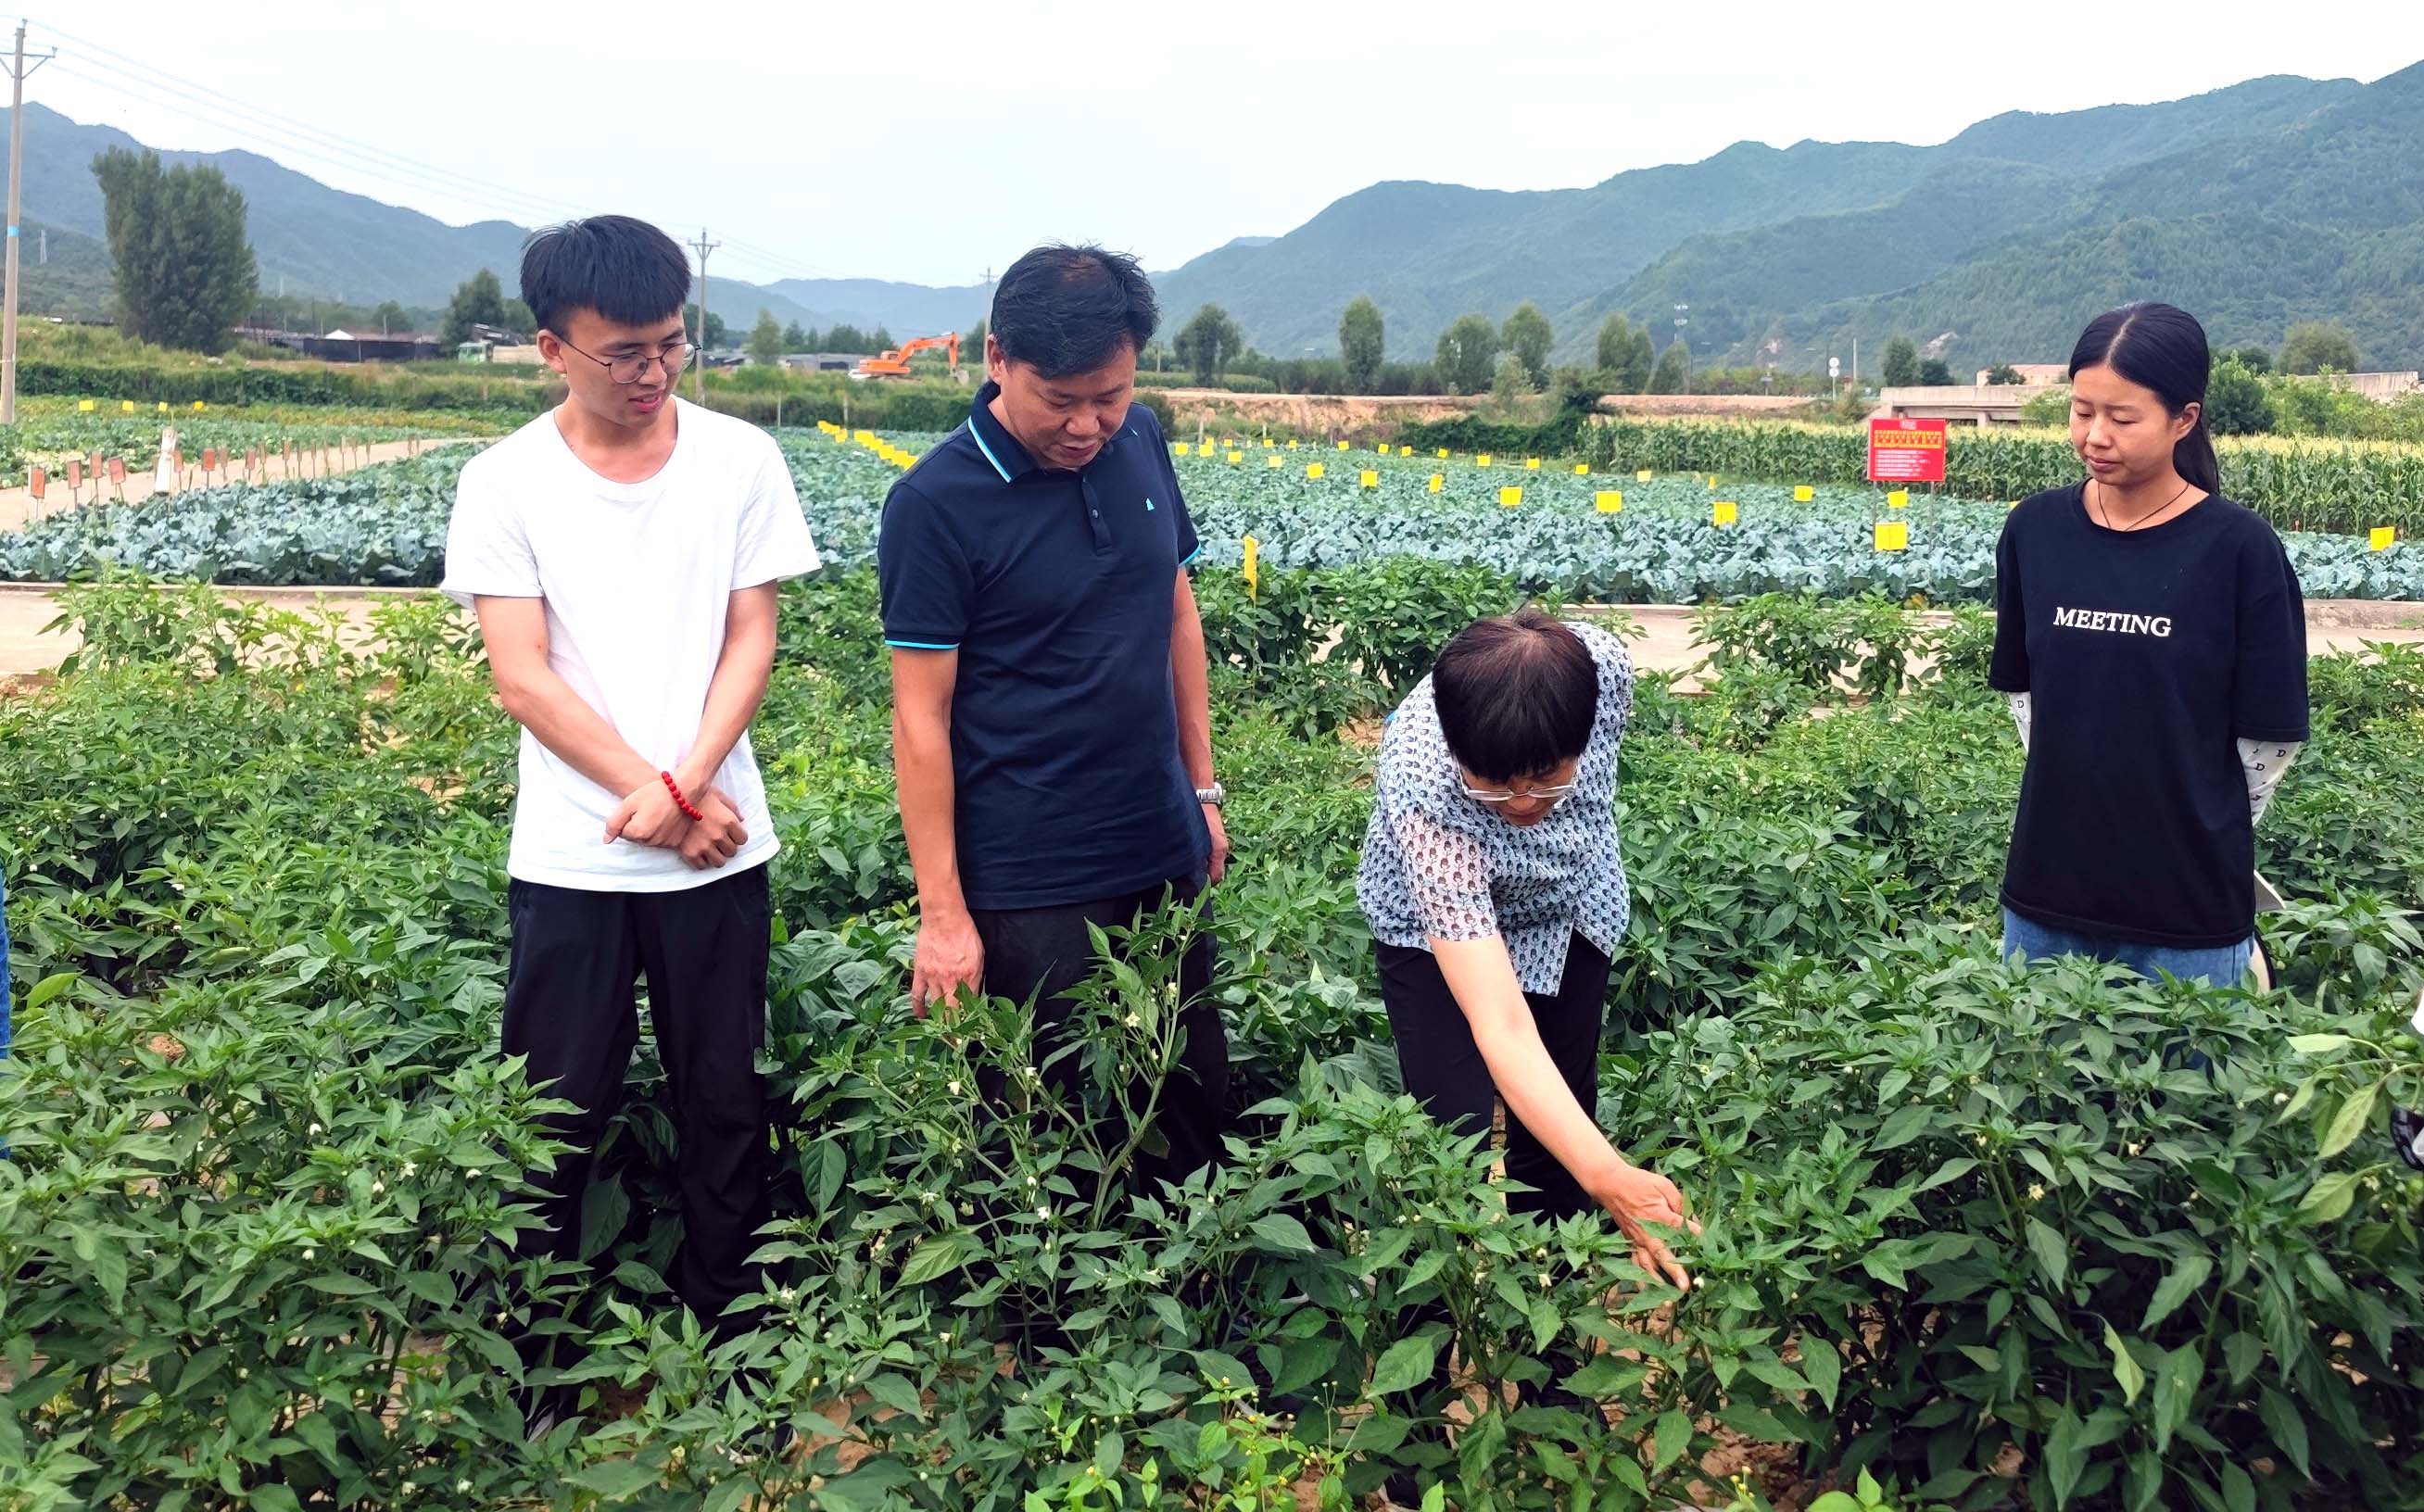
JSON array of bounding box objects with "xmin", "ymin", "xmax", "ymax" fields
[{"xmin": 440, "ymin": 216, "xmax": 819, "ymax": 1418}]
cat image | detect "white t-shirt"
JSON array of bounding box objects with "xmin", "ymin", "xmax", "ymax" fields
[{"xmin": 440, "ymin": 398, "xmax": 820, "ymax": 892}]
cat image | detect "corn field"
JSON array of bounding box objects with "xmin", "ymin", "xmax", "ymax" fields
[{"xmin": 1580, "ymin": 419, "xmax": 2424, "ymax": 536}]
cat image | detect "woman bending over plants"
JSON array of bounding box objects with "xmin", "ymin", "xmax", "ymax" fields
[
  {"xmin": 1355, "ymin": 608, "xmax": 1694, "ymax": 1504},
  {"xmin": 1990, "ymin": 301, "xmax": 2309, "ymax": 985}
]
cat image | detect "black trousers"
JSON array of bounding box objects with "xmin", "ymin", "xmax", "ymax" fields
[
  {"xmin": 1376, "ymin": 931, "xmax": 1611, "ymax": 1428},
  {"xmin": 969, "ymin": 870, "xmax": 1228, "ymax": 1192},
  {"xmin": 1376, "ymin": 930, "xmax": 1611, "ymax": 1222},
  {"xmin": 501, "ymin": 863, "xmax": 773, "ymax": 1332}
]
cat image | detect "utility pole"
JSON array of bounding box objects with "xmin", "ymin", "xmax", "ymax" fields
[
  {"xmin": 2, "ymin": 22, "xmax": 57, "ymax": 424},
  {"xmin": 688, "ymin": 227, "xmax": 718, "ymax": 403}
]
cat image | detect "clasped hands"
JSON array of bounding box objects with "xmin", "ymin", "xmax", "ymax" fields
[{"xmin": 604, "ymin": 770, "xmax": 749, "ymax": 869}]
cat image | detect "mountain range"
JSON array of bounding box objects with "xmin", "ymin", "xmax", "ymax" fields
[{"xmin": 7, "ymin": 61, "xmax": 2421, "ymax": 372}]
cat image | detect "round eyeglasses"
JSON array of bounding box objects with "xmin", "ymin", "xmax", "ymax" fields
[{"xmin": 552, "ymin": 334, "xmax": 699, "ymax": 384}]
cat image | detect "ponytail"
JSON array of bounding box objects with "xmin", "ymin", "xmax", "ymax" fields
[{"xmin": 2174, "ymin": 412, "xmax": 2221, "ymax": 496}]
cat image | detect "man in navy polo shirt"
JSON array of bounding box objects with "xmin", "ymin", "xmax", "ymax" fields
[{"xmin": 878, "ymin": 243, "xmax": 1230, "ymax": 1190}]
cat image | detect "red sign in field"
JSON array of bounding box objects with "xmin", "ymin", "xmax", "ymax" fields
[{"xmin": 1868, "ymin": 418, "xmax": 1949, "ymax": 484}]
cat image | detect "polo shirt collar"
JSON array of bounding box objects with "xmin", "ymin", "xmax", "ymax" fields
[
  {"xmin": 967, "ymin": 379, "xmax": 1123, "ymax": 483},
  {"xmin": 967, "ymin": 380, "xmax": 1038, "ymax": 483}
]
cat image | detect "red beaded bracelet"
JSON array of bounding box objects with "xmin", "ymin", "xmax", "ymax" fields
[{"xmin": 659, "ymin": 770, "xmax": 705, "ymax": 823}]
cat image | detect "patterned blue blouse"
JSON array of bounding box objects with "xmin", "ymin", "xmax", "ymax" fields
[{"xmin": 1357, "ymin": 619, "xmax": 1634, "ymax": 994}]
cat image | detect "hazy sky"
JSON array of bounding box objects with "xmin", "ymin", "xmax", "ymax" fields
[{"xmin": 27, "ymin": 1, "xmax": 2424, "ymax": 288}]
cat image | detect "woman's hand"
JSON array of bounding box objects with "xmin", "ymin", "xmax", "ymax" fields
[{"xmin": 1587, "ymin": 1158, "xmax": 1698, "ymax": 1291}]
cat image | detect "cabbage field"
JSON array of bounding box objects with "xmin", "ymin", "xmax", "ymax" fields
[{"xmin": 2, "ymin": 429, "xmax": 2418, "ymax": 602}]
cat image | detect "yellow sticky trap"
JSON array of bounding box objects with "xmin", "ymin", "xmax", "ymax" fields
[
  {"xmin": 1574, "ymin": 463, "xmax": 1590, "ymax": 475},
  {"xmin": 1359, "ymin": 470, "xmax": 1379, "ymax": 488},
  {"xmin": 1267, "ymin": 455, "xmax": 1282, "ymax": 469},
  {"xmin": 1596, "ymin": 490, "xmax": 1623, "ymax": 513},
  {"xmin": 1499, "ymin": 485, "xmax": 1522, "ymax": 507},
  {"xmin": 1428, "ymin": 473, "xmax": 1444, "ymax": 493},
  {"xmin": 1887, "ymin": 489, "xmax": 1909, "ymax": 508},
  {"xmin": 1794, "ymin": 485, "xmax": 1815, "ymax": 502},
  {"xmin": 1335, "ymin": 439, "xmax": 1349, "ymax": 450},
  {"xmin": 157, "ymin": 402, "xmax": 169, "ymax": 412},
  {"xmin": 193, "ymin": 400, "xmax": 206, "ymax": 410},
  {"xmin": 2372, "ymin": 526, "xmax": 2397, "ymax": 550},
  {"xmin": 1399, "ymin": 445, "xmax": 1413, "ymax": 457},
  {"xmin": 1174, "ymin": 442, "xmax": 1192, "ymax": 456},
  {"xmin": 1635, "ymin": 469, "xmax": 1653, "ymax": 482},
  {"xmin": 1287, "ymin": 439, "xmax": 1299, "ymax": 450},
  {"xmin": 1307, "ymin": 462, "xmax": 1325, "ymax": 479},
  {"xmin": 1875, "ymin": 521, "xmax": 1909, "ymax": 551},
  {"xmin": 1262, "ymin": 437, "xmax": 1273, "ymax": 447},
  {"xmin": 121, "ymin": 400, "xmax": 135, "ymax": 412},
  {"xmin": 1243, "ymin": 536, "xmax": 1259, "ymax": 598},
  {"xmin": 1714, "ymin": 500, "xmax": 1738, "ymax": 526},
  {"xmin": 1436, "ymin": 447, "xmax": 1449, "ymax": 460},
  {"xmin": 1227, "ymin": 450, "xmax": 1243, "ymax": 464},
  {"xmin": 78, "ymin": 398, "xmax": 94, "ymax": 411},
  {"xmin": 1525, "ymin": 458, "xmax": 1541, "ymax": 470},
  {"xmin": 1477, "ymin": 453, "xmax": 1494, "ymax": 467}
]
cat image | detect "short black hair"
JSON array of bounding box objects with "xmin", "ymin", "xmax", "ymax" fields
[
  {"xmin": 1430, "ymin": 609, "xmax": 1598, "ymax": 784},
  {"xmin": 990, "ymin": 243, "xmax": 1158, "ymax": 380},
  {"xmin": 520, "ymin": 215, "xmax": 691, "ymax": 338}
]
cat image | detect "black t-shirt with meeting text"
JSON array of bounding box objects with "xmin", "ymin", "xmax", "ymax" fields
[{"xmin": 1989, "ymin": 483, "xmax": 2309, "ymax": 947}]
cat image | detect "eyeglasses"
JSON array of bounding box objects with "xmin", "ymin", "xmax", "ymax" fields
[
  {"xmin": 1459, "ymin": 781, "xmax": 1579, "ymax": 807},
  {"xmin": 551, "ymin": 334, "xmax": 698, "ymax": 384}
]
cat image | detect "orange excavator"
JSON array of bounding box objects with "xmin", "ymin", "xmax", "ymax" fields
[{"xmin": 853, "ymin": 333, "xmax": 966, "ymax": 383}]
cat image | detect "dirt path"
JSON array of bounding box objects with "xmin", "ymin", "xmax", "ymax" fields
[
  {"xmin": 0, "ymin": 437, "xmax": 452, "ymax": 533},
  {"xmin": 0, "ymin": 586, "xmax": 2415, "ymax": 683}
]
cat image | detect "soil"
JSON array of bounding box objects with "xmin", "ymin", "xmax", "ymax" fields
[{"xmin": 1, "ymin": 590, "xmax": 2414, "ymax": 687}]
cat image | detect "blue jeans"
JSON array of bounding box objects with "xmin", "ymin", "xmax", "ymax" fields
[{"xmin": 2001, "ymin": 907, "xmax": 2252, "ymax": 989}]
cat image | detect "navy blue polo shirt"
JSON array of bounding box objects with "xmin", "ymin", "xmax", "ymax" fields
[{"xmin": 877, "ymin": 382, "xmax": 1209, "ymax": 911}]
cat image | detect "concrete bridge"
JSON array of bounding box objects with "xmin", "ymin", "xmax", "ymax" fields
[{"xmin": 1872, "ymin": 385, "xmax": 2036, "ymax": 426}]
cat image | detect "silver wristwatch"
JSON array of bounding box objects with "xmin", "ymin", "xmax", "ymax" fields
[{"xmin": 1195, "ymin": 783, "xmax": 1225, "ymax": 808}]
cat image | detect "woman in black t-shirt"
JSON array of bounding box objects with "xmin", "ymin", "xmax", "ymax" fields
[{"xmin": 1988, "ymin": 302, "xmax": 2309, "ymax": 986}]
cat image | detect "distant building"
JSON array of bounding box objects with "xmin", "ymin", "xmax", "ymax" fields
[
  {"xmin": 457, "ymin": 325, "xmax": 546, "ymax": 365},
  {"xmin": 255, "ymin": 328, "xmax": 447, "ymax": 363},
  {"xmin": 1975, "ymin": 363, "xmax": 2068, "ymax": 386},
  {"xmin": 777, "ymin": 352, "xmax": 865, "ymax": 373}
]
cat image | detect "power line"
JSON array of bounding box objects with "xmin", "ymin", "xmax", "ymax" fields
[{"xmin": 33, "ymin": 23, "xmax": 838, "ymax": 284}]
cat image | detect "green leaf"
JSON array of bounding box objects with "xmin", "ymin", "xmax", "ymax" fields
[
  {"xmin": 247, "ymin": 1489, "xmax": 304, "ymax": 1512},
  {"xmin": 2138, "ymin": 1251, "xmax": 2214, "ymax": 1331},
  {"xmin": 2317, "ymin": 1081, "xmax": 2379, "ymax": 1159},
  {"xmin": 1651, "ymin": 1408, "xmax": 1691, "ymax": 1471},
  {"xmin": 1800, "ymin": 1336, "xmax": 1842, "ymax": 1411},
  {"xmin": 897, "ymin": 1228, "xmax": 983, "ymax": 1287},
  {"xmin": 2298, "ymin": 1170, "xmax": 2362, "ymax": 1224},
  {"xmin": 1913, "ymin": 1156, "xmax": 1978, "ymax": 1192},
  {"xmin": 1806, "ymin": 1496, "xmax": 1862, "ymax": 1512},
  {"xmin": 26, "ymin": 972, "xmax": 80, "ymax": 1012},
  {"xmin": 566, "ymin": 1460, "xmax": 658, "ymax": 1498},
  {"xmin": 2219, "ymin": 1461, "xmax": 2255, "ymax": 1512},
  {"xmin": 2149, "ymin": 1342, "xmax": 2203, "ymax": 1455},
  {"xmin": 2285, "ymin": 1033, "xmax": 2352, "ymax": 1053},
  {"xmin": 1368, "ymin": 1334, "xmax": 1438, "ymax": 1398},
  {"xmin": 1528, "ymin": 1298, "xmax": 1561, "ymax": 1354},
  {"xmin": 1247, "ymin": 1213, "xmax": 1317, "ymax": 1255},
  {"xmin": 1872, "ymin": 1101, "xmax": 1933, "ymax": 1151},
  {"xmin": 2026, "ymin": 1216, "xmax": 2069, "ymax": 1291},
  {"xmin": 2044, "ymin": 1405, "xmax": 2089, "ymax": 1508},
  {"xmin": 2256, "ymin": 1386, "xmax": 2311, "ymax": 1478},
  {"xmin": 2104, "ymin": 1321, "xmax": 2146, "ymax": 1406}
]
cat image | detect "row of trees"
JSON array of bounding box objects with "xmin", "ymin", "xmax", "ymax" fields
[{"xmin": 1165, "ymin": 297, "xmax": 1699, "ymax": 397}]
